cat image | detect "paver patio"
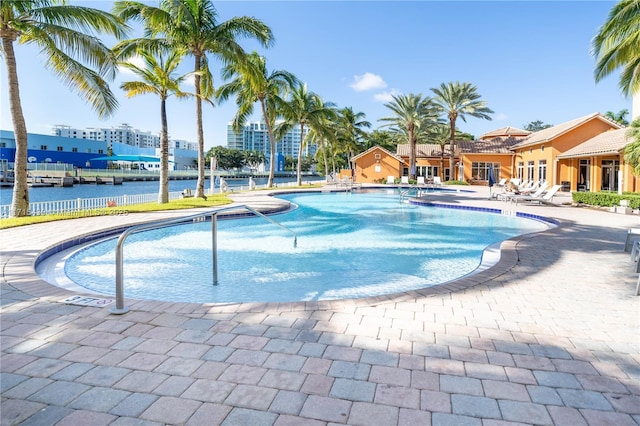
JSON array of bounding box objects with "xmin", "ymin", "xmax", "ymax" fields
[{"xmin": 1, "ymin": 186, "xmax": 639, "ymax": 425}]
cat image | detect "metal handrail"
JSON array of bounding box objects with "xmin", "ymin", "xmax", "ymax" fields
[{"xmin": 110, "ymin": 204, "xmax": 297, "ymax": 314}]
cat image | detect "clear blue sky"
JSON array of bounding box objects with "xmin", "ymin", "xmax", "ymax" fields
[{"xmin": 0, "ymin": 1, "xmax": 631, "ymax": 150}]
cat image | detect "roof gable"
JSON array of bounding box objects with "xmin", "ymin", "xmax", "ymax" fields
[
  {"xmin": 511, "ymin": 112, "xmax": 622, "ymax": 149},
  {"xmin": 351, "ymin": 145, "xmax": 404, "ymax": 163},
  {"xmin": 480, "ymin": 126, "xmax": 531, "ymax": 140},
  {"xmin": 557, "ymin": 128, "xmax": 632, "ymax": 159}
]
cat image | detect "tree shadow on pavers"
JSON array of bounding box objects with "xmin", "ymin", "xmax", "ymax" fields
[{"xmin": 498, "ymin": 221, "xmax": 638, "ymax": 301}]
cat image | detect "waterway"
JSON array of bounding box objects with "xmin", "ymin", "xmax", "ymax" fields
[{"xmin": 0, "ymin": 176, "xmax": 324, "ymax": 205}]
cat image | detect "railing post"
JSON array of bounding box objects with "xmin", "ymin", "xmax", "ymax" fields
[{"xmin": 212, "ymin": 212, "xmax": 218, "ymax": 285}]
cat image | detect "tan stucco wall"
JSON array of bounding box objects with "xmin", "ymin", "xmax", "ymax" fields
[{"xmin": 353, "ymin": 149, "xmax": 402, "ymax": 183}]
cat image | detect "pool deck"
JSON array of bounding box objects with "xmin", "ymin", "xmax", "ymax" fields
[{"xmin": 1, "ymin": 185, "xmax": 639, "ymax": 425}]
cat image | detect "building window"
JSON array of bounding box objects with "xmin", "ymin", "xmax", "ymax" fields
[
  {"xmin": 471, "ymin": 162, "xmax": 500, "ymax": 181},
  {"xmin": 541, "ymin": 145, "xmax": 544, "ymax": 152},
  {"xmin": 57, "ymin": 146, "xmax": 64, "ymax": 151},
  {"xmin": 527, "ymin": 161, "xmax": 535, "ymax": 181},
  {"xmin": 98, "ymin": 149, "xmax": 104, "ymax": 154},
  {"xmin": 517, "ymin": 162, "xmax": 524, "ymax": 180},
  {"xmin": 87, "ymin": 149, "xmax": 91, "ymax": 153},
  {"xmin": 40, "ymin": 145, "xmax": 47, "ymax": 150},
  {"xmin": 537, "ymin": 160, "xmax": 547, "ymax": 182},
  {"xmin": 72, "ymin": 147, "xmax": 78, "ymax": 152}
]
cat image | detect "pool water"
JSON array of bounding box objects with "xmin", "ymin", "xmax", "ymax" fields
[{"xmin": 59, "ymin": 190, "xmax": 549, "ymax": 303}]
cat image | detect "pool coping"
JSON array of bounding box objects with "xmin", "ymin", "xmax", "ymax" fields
[{"xmin": 9, "ymin": 188, "xmax": 567, "ymax": 315}]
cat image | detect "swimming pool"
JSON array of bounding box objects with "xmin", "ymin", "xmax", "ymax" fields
[{"xmin": 42, "ymin": 189, "xmax": 550, "ymax": 303}]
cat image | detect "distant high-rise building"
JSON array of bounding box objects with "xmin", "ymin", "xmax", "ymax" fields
[
  {"xmin": 226, "ymin": 121, "xmax": 315, "ymax": 161},
  {"xmin": 52, "ymin": 123, "xmax": 165, "ymax": 149}
]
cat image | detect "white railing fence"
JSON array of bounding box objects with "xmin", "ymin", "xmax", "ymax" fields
[
  {"xmin": 1, "ymin": 179, "xmax": 321, "ymax": 218},
  {"xmin": 0, "ymin": 191, "xmax": 184, "ymax": 218}
]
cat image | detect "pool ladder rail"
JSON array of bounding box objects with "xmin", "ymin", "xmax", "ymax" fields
[{"xmin": 111, "ymin": 204, "xmax": 297, "ymax": 315}]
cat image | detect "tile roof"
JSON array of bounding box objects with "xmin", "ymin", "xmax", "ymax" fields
[
  {"xmin": 479, "ymin": 126, "xmax": 531, "ymax": 139},
  {"xmin": 511, "ymin": 112, "xmax": 622, "ymax": 149},
  {"xmin": 557, "ymin": 128, "xmax": 632, "ymax": 159},
  {"xmin": 396, "ymin": 138, "xmax": 519, "ymax": 157}
]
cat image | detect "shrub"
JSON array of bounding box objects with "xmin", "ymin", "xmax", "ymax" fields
[
  {"xmin": 572, "ymin": 191, "xmax": 640, "ymax": 208},
  {"xmin": 444, "ymin": 180, "xmax": 469, "ymax": 186}
]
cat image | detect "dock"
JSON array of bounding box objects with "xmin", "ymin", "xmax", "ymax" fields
[
  {"xmin": 75, "ymin": 176, "xmax": 123, "ymax": 185},
  {"xmin": 26, "ymin": 176, "xmax": 74, "ymax": 187}
]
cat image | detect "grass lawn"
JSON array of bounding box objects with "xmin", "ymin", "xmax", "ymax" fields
[{"xmin": 0, "ymin": 194, "xmax": 233, "ymax": 229}]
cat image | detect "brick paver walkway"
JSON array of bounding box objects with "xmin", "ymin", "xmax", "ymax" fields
[{"xmin": 1, "ymin": 186, "xmax": 639, "ymax": 425}]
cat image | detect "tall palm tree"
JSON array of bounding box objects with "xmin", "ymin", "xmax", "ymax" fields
[
  {"xmin": 431, "ymin": 82, "xmax": 493, "ymax": 181},
  {"xmin": 217, "ymin": 51, "xmax": 298, "ymax": 187},
  {"xmin": 0, "ymin": 1, "xmax": 127, "ymax": 217},
  {"xmin": 308, "ymin": 114, "xmax": 339, "ymax": 179},
  {"xmin": 424, "ymin": 123, "xmax": 452, "ymax": 180},
  {"xmin": 114, "ymin": 0, "xmax": 273, "ymax": 198},
  {"xmin": 119, "ymin": 49, "xmax": 192, "ymax": 203},
  {"xmin": 592, "ymin": 0, "xmax": 640, "ymax": 97},
  {"xmin": 336, "ymin": 107, "xmax": 371, "ymax": 173},
  {"xmin": 379, "ymin": 93, "xmax": 438, "ymax": 180},
  {"xmin": 278, "ymin": 83, "xmax": 335, "ymax": 185}
]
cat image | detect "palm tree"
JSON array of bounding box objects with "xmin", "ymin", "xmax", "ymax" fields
[
  {"xmin": 114, "ymin": 0, "xmax": 273, "ymax": 198},
  {"xmin": 217, "ymin": 51, "xmax": 298, "ymax": 187},
  {"xmin": 605, "ymin": 109, "xmax": 630, "ymax": 126},
  {"xmin": 379, "ymin": 93, "xmax": 438, "ymax": 180},
  {"xmin": 0, "ymin": 1, "xmax": 127, "ymax": 217},
  {"xmin": 624, "ymin": 118, "xmax": 640, "ymax": 175},
  {"xmin": 431, "ymin": 82, "xmax": 493, "ymax": 181},
  {"xmin": 424, "ymin": 124, "xmax": 452, "ymax": 180},
  {"xmin": 592, "ymin": 0, "xmax": 640, "ymax": 97},
  {"xmin": 308, "ymin": 114, "xmax": 339, "ymax": 179},
  {"xmin": 336, "ymin": 107, "xmax": 370, "ymax": 174},
  {"xmin": 119, "ymin": 49, "xmax": 192, "ymax": 203},
  {"xmin": 278, "ymin": 83, "xmax": 335, "ymax": 185}
]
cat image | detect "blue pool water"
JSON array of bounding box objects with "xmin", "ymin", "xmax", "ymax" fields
[{"xmin": 56, "ymin": 190, "xmax": 549, "ymax": 303}]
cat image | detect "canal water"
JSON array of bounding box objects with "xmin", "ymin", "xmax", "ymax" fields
[{"xmin": 0, "ymin": 176, "xmax": 324, "ymax": 204}]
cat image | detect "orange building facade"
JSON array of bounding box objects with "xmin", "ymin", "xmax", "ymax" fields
[{"xmin": 351, "ymin": 112, "xmax": 638, "ymax": 193}]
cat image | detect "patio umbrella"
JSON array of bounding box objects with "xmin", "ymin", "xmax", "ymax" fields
[{"xmin": 488, "ymin": 164, "xmax": 496, "ymax": 199}]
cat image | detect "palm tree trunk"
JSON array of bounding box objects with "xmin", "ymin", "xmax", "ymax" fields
[
  {"xmin": 159, "ymin": 98, "xmax": 169, "ymax": 204},
  {"xmin": 194, "ymin": 55, "xmax": 205, "ymax": 198},
  {"xmin": 260, "ymin": 99, "xmax": 276, "ymax": 187},
  {"xmin": 297, "ymin": 123, "xmax": 304, "ymax": 186},
  {"xmin": 449, "ymin": 118, "xmax": 456, "ymax": 181},
  {"xmin": 2, "ymin": 36, "xmax": 29, "ymax": 217},
  {"xmin": 322, "ymin": 138, "xmax": 329, "ymax": 179},
  {"xmin": 409, "ymin": 124, "xmax": 416, "ymax": 180}
]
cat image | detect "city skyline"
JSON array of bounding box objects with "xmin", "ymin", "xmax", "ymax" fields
[{"xmin": 0, "ymin": 1, "xmax": 631, "ymax": 151}]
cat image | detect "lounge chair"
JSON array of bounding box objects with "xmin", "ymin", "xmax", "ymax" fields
[
  {"xmin": 417, "ymin": 176, "xmax": 425, "ymax": 186},
  {"xmin": 497, "ymin": 182, "xmax": 548, "ymax": 202},
  {"xmin": 512, "ymin": 184, "xmax": 562, "ymax": 205},
  {"xmin": 401, "ymin": 176, "xmax": 409, "ymax": 184},
  {"xmin": 386, "ymin": 175, "xmax": 395, "ymax": 184},
  {"xmin": 433, "ymin": 176, "xmax": 442, "ymax": 187},
  {"xmin": 495, "ymin": 178, "xmax": 507, "ymax": 187},
  {"xmin": 624, "ymin": 228, "xmax": 640, "ymax": 252}
]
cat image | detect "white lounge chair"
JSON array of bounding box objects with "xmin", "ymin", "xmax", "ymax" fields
[
  {"xmin": 417, "ymin": 176, "xmax": 425, "ymax": 186},
  {"xmin": 625, "ymin": 228, "xmax": 640, "ymax": 252},
  {"xmin": 497, "ymin": 182, "xmax": 548, "ymax": 202},
  {"xmin": 512, "ymin": 184, "xmax": 562, "ymax": 205},
  {"xmin": 433, "ymin": 176, "xmax": 442, "ymax": 187},
  {"xmin": 401, "ymin": 176, "xmax": 409, "ymax": 184},
  {"xmin": 386, "ymin": 175, "xmax": 395, "ymax": 184}
]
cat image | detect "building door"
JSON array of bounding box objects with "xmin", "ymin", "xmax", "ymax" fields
[
  {"xmin": 601, "ymin": 160, "xmax": 619, "ymax": 191},
  {"xmin": 578, "ymin": 160, "xmax": 590, "ymax": 191}
]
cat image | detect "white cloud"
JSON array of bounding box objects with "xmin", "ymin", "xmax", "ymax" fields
[
  {"xmin": 350, "ymin": 72, "xmax": 387, "ymax": 91},
  {"xmin": 373, "ymin": 89, "xmax": 401, "ymax": 103},
  {"xmin": 494, "ymin": 112, "xmax": 508, "ymax": 121},
  {"xmin": 117, "ymin": 56, "xmax": 145, "ymax": 75}
]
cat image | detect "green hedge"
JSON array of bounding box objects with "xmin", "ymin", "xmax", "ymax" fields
[{"xmin": 572, "ymin": 191, "xmax": 640, "ymax": 208}]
